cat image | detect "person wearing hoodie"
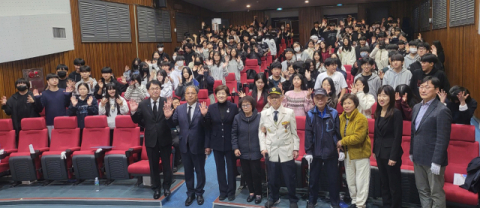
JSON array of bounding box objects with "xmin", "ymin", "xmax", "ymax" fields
[
  {"xmin": 293, "ymin": 42, "xmax": 309, "ymax": 62},
  {"xmin": 268, "ymin": 62, "xmax": 286, "ymax": 88},
  {"xmin": 207, "ymin": 51, "xmax": 229, "ymax": 84},
  {"xmin": 74, "ymin": 66, "xmax": 97, "ymax": 95},
  {"xmin": 382, "ymin": 53, "xmax": 412, "ymax": 89},
  {"xmin": 94, "ymin": 67, "xmax": 127, "ymax": 100},
  {"xmin": 354, "ymin": 58, "xmax": 382, "ymax": 101},
  {"xmin": 281, "ymin": 48, "xmax": 297, "ymax": 72},
  {"xmin": 409, "ymin": 54, "xmax": 450, "ymax": 98},
  {"xmin": 403, "ymin": 41, "xmax": 420, "ymax": 71},
  {"xmin": 231, "ymin": 95, "xmax": 262, "ymax": 204},
  {"xmin": 369, "ymin": 41, "xmax": 389, "ymax": 72},
  {"xmin": 174, "ymin": 67, "xmax": 199, "ymax": 101},
  {"xmin": 68, "ymin": 83, "xmax": 98, "ymax": 129},
  {"xmin": 338, "ymin": 38, "xmax": 356, "ymax": 66}
]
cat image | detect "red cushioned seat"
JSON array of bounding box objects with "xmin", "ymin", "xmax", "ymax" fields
[
  {"xmin": 0, "ymin": 119, "xmax": 17, "ymax": 176},
  {"xmin": 104, "ymin": 115, "xmax": 141, "ymax": 180},
  {"xmin": 336, "ymin": 102, "xmax": 343, "ymax": 115},
  {"xmin": 400, "ymin": 136, "xmax": 414, "ymax": 169},
  {"xmin": 9, "ymin": 117, "xmax": 48, "ymax": 181},
  {"xmin": 72, "ymin": 116, "xmax": 110, "ymax": 180},
  {"xmin": 128, "ymin": 142, "xmax": 161, "ymax": 176},
  {"xmin": 41, "ymin": 117, "xmax": 80, "ymax": 180},
  {"xmin": 295, "ymin": 116, "xmax": 306, "ymax": 161},
  {"xmin": 198, "ymin": 89, "xmax": 211, "ymax": 105},
  {"xmin": 368, "ymin": 119, "xmax": 376, "ymax": 166},
  {"xmin": 402, "ymin": 121, "xmax": 411, "ymax": 136},
  {"xmin": 450, "ymin": 124, "xmax": 475, "ymax": 142}
]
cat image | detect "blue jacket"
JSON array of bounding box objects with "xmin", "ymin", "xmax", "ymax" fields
[
  {"xmin": 305, "ymin": 105, "xmax": 341, "ymax": 159},
  {"xmin": 67, "ymin": 94, "xmax": 98, "ymax": 129},
  {"xmin": 167, "ymin": 102, "xmax": 207, "ymax": 155},
  {"xmin": 205, "ymin": 101, "xmax": 238, "ymax": 151},
  {"xmin": 231, "ymin": 110, "xmax": 262, "ymax": 160}
]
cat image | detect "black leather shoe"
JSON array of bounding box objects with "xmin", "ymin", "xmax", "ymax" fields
[
  {"xmin": 255, "ymin": 195, "xmax": 262, "ymax": 204},
  {"xmin": 289, "ymin": 202, "xmax": 298, "ymax": 208},
  {"xmin": 197, "ymin": 195, "xmax": 204, "ymax": 205},
  {"xmin": 153, "ymin": 190, "xmax": 161, "ymax": 199},
  {"xmin": 219, "ymin": 195, "xmax": 227, "ymax": 200},
  {"xmin": 185, "ymin": 195, "xmax": 195, "ymax": 206},
  {"xmin": 247, "ymin": 194, "xmax": 255, "ymax": 202},
  {"xmin": 163, "ymin": 188, "xmax": 171, "ymax": 197},
  {"xmin": 228, "ymin": 195, "xmax": 235, "ymax": 201},
  {"xmin": 173, "ymin": 166, "xmax": 178, "ymax": 173}
]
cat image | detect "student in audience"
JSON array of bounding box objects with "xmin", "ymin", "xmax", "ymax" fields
[
  {"xmin": 175, "ymin": 67, "xmax": 199, "ymax": 101},
  {"xmin": 231, "ymin": 95, "xmax": 262, "ymax": 204},
  {"xmin": 382, "ymin": 53, "xmax": 412, "ymax": 89},
  {"xmin": 124, "ymin": 58, "xmax": 141, "ymax": 83},
  {"xmin": 395, "ymin": 84, "xmax": 421, "ymax": 121},
  {"xmin": 75, "ymin": 66, "xmax": 97, "ymax": 95},
  {"xmin": 410, "ymin": 76, "xmax": 451, "ymax": 208},
  {"xmin": 207, "ymin": 51, "xmax": 229, "ymax": 84},
  {"xmin": 321, "ymin": 77, "xmax": 338, "ymax": 108},
  {"xmin": 337, "ymin": 93, "xmax": 371, "ymax": 208},
  {"xmin": 409, "ymin": 42, "xmax": 445, "ymax": 73},
  {"xmin": 373, "ymin": 85, "xmax": 403, "ymax": 208},
  {"xmin": 351, "ymin": 47, "xmax": 372, "ymax": 76},
  {"xmin": 139, "ymin": 62, "xmax": 154, "ymax": 86},
  {"xmin": 56, "ymin": 64, "xmax": 69, "ymax": 89},
  {"xmin": 69, "ymin": 58, "xmax": 85, "ymax": 82},
  {"xmin": 312, "ymin": 50, "xmax": 324, "ymax": 73},
  {"xmin": 370, "ymin": 40, "xmax": 389, "ymax": 72},
  {"xmin": 432, "ymin": 40, "xmax": 445, "ymax": 66},
  {"xmin": 354, "ymin": 57, "xmax": 381, "ymax": 101},
  {"xmin": 397, "ymin": 40, "xmax": 407, "ymax": 56},
  {"xmin": 304, "ymin": 88, "xmax": 342, "ymax": 208},
  {"xmin": 281, "ymin": 74, "xmax": 314, "ymax": 117},
  {"xmin": 269, "ymin": 62, "xmax": 286, "ymax": 88},
  {"xmin": 124, "ymin": 74, "xmax": 148, "ymax": 102},
  {"xmin": 314, "ymin": 58, "xmax": 348, "ymax": 102},
  {"xmin": 34, "ymin": 73, "xmax": 73, "ymax": 138},
  {"xmin": 409, "ymin": 54, "xmax": 450, "ymax": 99},
  {"xmin": 305, "ymin": 59, "xmax": 319, "ymax": 87},
  {"xmin": 259, "ymin": 86, "xmax": 300, "ymax": 208},
  {"xmin": 226, "ymin": 48, "xmax": 244, "ymax": 85},
  {"xmin": 98, "ymin": 83, "xmax": 129, "ymax": 130},
  {"xmin": 338, "ymin": 38, "xmax": 356, "ymax": 66},
  {"xmin": 304, "ymin": 40, "xmax": 316, "ymax": 59},
  {"xmin": 94, "ymin": 67, "xmax": 127, "ymax": 100},
  {"xmin": 156, "ymin": 69, "xmax": 173, "ymax": 98},
  {"xmin": 282, "ymin": 48, "xmax": 296, "ymax": 71},
  {"xmin": 239, "ymin": 73, "xmax": 269, "ymax": 112},
  {"xmin": 68, "ymin": 83, "xmax": 98, "ymax": 129},
  {"xmin": 171, "ymin": 56, "xmax": 186, "ymax": 89},
  {"xmin": 350, "ymin": 77, "xmax": 375, "ymax": 118},
  {"xmin": 157, "ymin": 43, "xmax": 170, "ymax": 61},
  {"xmin": 2, "ymin": 78, "xmax": 42, "ymax": 140},
  {"xmin": 438, "ymin": 85, "xmax": 477, "ymax": 125},
  {"xmin": 355, "ymin": 36, "xmax": 368, "ymax": 60},
  {"xmin": 403, "ymin": 41, "xmax": 420, "ymax": 70},
  {"xmin": 205, "ymin": 85, "xmax": 239, "ymax": 201},
  {"xmin": 196, "ymin": 65, "xmax": 215, "ymax": 103}
]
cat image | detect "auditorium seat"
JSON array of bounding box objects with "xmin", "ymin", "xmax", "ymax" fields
[
  {"xmin": 241, "ymin": 59, "xmax": 259, "ymax": 86},
  {"xmin": 72, "ymin": 116, "xmax": 110, "ymax": 180},
  {"xmin": 104, "ymin": 116, "xmax": 141, "ymax": 180},
  {"xmin": 344, "ymin": 65, "xmax": 352, "ymax": 73},
  {"xmin": 213, "ymin": 80, "xmax": 223, "ymax": 92},
  {"xmin": 127, "ymin": 143, "xmax": 172, "ymax": 179},
  {"xmin": 0, "ymin": 119, "xmax": 17, "ymax": 177},
  {"xmin": 225, "ymin": 73, "xmax": 239, "ymax": 103},
  {"xmin": 370, "ymin": 102, "xmax": 377, "ymax": 118},
  {"xmin": 336, "ymin": 102, "xmax": 343, "ymax": 115},
  {"xmin": 9, "ymin": 117, "xmax": 49, "ymax": 181},
  {"xmin": 295, "ymin": 116, "xmax": 306, "ymax": 161},
  {"xmin": 198, "ymin": 89, "xmax": 211, "ymax": 105},
  {"xmin": 400, "ymin": 121, "xmax": 414, "ymax": 171},
  {"xmin": 367, "ymin": 119, "xmax": 376, "ymax": 167},
  {"xmin": 266, "ymin": 52, "xmax": 272, "ymax": 66},
  {"xmin": 41, "ymin": 117, "xmax": 80, "ymax": 180}
]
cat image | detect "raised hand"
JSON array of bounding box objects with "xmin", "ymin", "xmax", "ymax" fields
[
  {"xmin": 66, "ymin": 86, "xmax": 74, "ymax": 93},
  {"xmin": 395, "ymin": 92, "xmax": 401, "ymax": 101},
  {"xmin": 121, "ymin": 76, "xmax": 127, "ymax": 84},
  {"xmin": 33, "ymin": 89, "xmax": 40, "ymax": 96},
  {"xmin": 1, "ymin": 96, "xmax": 7, "ymax": 105},
  {"xmin": 163, "ymin": 100, "xmax": 173, "ymax": 118},
  {"xmin": 437, "ymin": 90, "xmax": 447, "ymax": 103},
  {"xmin": 87, "ymin": 96, "xmax": 93, "ymax": 106},
  {"xmin": 306, "ymin": 88, "xmax": 313, "ymax": 98},
  {"xmin": 125, "ymin": 65, "xmax": 130, "ymax": 72},
  {"xmin": 305, "ymin": 70, "xmax": 311, "ymax": 81},
  {"xmin": 71, "ymin": 96, "xmax": 78, "ymax": 107},
  {"xmin": 177, "ymin": 76, "xmax": 182, "ymax": 84},
  {"xmin": 198, "ymin": 67, "xmax": 205, "ymax": 75},
  {"xmin": 431, "ymin": 45, "xmax": 437, "ymax": 56},
  {"xmin": 457, "ymin": 91, "xmax": 469, "ymax": 105},
  {"xmin": 130, "ymin": 100, "xmax": 139, "ymax": 112},
  {"xmin": 100, "ymin": 98, "xmax": 108, "ymax": 107},
  {"xmin": 402, "ymin": 93, "xmax": 408, "ymax": 102},
  {"xmin": 378, "ymin": 70, "xmax": 384, "ymax": 79},
  {"xmin": 27, "ymin": 95, "xmax": 35, "ymax": 104},
  {"xmin": 200, "ymin": 101, "xmax": 208, "ymax": 116},
  {"xmin": 238, "ymin": 91, "xmax": 246, "ymax": 98},
  {"xmin": 349, "ymin": 83, "xmax": 358, "ymax": 94},
  {"xmin": 116, "ymin": 98, "xmax": 123, "ymax": 105},
  {"xmin": 278, "ymin": 82, "xmax": 284, "ymax": 95},
  {"xmin": 98, "ymin": 81, "xmax": 104, "ymax": 89}
]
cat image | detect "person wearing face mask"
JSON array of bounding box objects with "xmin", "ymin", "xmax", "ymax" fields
[
  {"xmin": 171, "ymin": 56, "xmax": 186, "ymax": 89},
  {"xmin": 403, "ymin": 41, "xmax": 420, "ymax": 70},
  {"xmin": 157, "ymin": 43, "xmax": 170, "ymax": 61},
  {"xmin": 293, "ymin": 42, "xmax": 308, "ymax": 62},
  {"xmin": 1, "ymin": 78, "xmax": 42, "ymax": 140},
  {"xmin": 56, "ymin": 64, "xmax": 69, "ymax": 89},
  {"xmin": 204, "ymin": 85, "xmax": 239, "ymax": 201},
  {"xmin": 355, "ymin": 36, "xmax": 369, "ymax": 60}
]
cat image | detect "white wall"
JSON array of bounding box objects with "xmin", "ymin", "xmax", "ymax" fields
[{"xmin": 0, "ymin": 0, "xmax": 74, "ymax": 63}]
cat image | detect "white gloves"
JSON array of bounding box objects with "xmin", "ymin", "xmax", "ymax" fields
[
  {"xmin": 0, "ymin": 149, "xmax": 4, "ymax": 155},
  {"xmin": 60, "ymin": 151, "xmax": 66, "ymax": 160},
  {"xmin": 95, "ymin": 148, "xmax": 103, "ymax": 153},
  {"xmin": 431, "ymin": 163, "xmax": 441, "ymax": 175},
  {"xmin": 304, "ymin": 155, "xmax": 313, "ymax": 165},
  {"xmin": 338, "ymin": 152, "xmax": 345, "ymax": 161},
  {"xmin": 409, "ymin": 155, "xmax": 413, "ymax": 162}
]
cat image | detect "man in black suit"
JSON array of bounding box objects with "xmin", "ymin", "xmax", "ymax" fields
[
  {"xmin": 164, "ymin": 86, "xmax": 210, "ymax": 206},
  {"xmin": 130, "ymin": 80, "xmax": 173, "ymax": 199},
  {"xmin": 410, "ymin": 76, "xmax": 451, "ymax": 208}
]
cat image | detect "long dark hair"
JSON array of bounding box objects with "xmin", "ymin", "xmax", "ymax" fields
[
  {"xmin": 139, "ymin": 62, "xmax": 150, "ymax": 81},
  {"xmin": 131, "ymin": 58, "xmax": 141, "ymax": 71},
  {"xmin": 322, "ymin": 77, "xmax": 336, "ymax": 97},
  {"xmin": 251, "ymin": 73, "xmax": 268, "ymax": 104},
  {"xmin": 156, "ymin": 69, "xmax": 168, "ymax": 85},
  {"xmin": 130, "ymin": 74, "xmax": 143, "ymax": 87},
  {"xmin": 289, "ymin": 74, "xmax": 308, "ymax": 91},
  {"xmin": 374, "ymin": 85, "xmax": 396, "ymax": 119},
  {"xmin": 212, "ymin": 51, "xmax": 222, "ymax": 67},
  {"xmin": 104, "ymin": 83, "xmax": 121, "ymax": 117},
  {"xmin": 395, "ymin": 84, "xmax": 420, "ymax": 108},
  {"xmin": 182, "ymin": 67, "xmax": 194, "ymax": 84},
  {"xmin": 355, "ymin": 77, "xmax": 370, "ymax": 94},
  {"xmin": 342, "ymin": 38, "xmax": 352, "ymax": 52},
  {"xmin": 312, "ymin": 50, "xmax": 323, "ymax": 70}
]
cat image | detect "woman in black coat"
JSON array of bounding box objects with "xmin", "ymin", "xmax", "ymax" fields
[
  {"xmin": 373, "ymin": 85, "xmax": 403, "ymax": 208},
  {"xmin": 205, "ymin": 85, "xmax": 239, "ymax": 201},
  {"xmin": 231, "ymin": 95, "xmax": 262, "ymax": 204}
]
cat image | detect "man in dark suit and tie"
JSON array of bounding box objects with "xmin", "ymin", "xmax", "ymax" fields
[
  {"xmin": 163, "ymin": 85, "xmax": 210, "ymax": 206},
  {"xmin": 410, "ymin": 76, "xmax": 451, "ymax": 208},
  {"xmin": 130, "ymin": 80, "xmax": 173, "ymax": 199}
]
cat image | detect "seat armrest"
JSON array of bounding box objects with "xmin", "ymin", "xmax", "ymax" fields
[
  {"xmin": 0, "ymin": 149, "xmax": 17, "ymax": 159},
  {"xmin": 125, "ymin": 146, "xmax": 142, "ymax": 158},
  {"xmin": 65, "ymin": 147, "xmax": 81, "ymax": 156},
  {"xmin": 30, "ymin": 147, "xmax": 49, "ymax": 159}
]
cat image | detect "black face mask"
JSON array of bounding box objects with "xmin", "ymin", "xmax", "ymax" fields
[
  {"xmin": 57, "ymin": 71, "xmax": 67, "ymax": 78},
  {"xmin": 194, "ymin": 61, "xmax": 202, "ymax": 66},
  {"xmin": 17, "ymin": 85, "xmax": 27, "ymax": 91}
]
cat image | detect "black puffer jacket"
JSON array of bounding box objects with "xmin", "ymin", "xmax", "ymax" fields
[{"xmin": 231, "ymin": 109, "xmax": 262, "ymax": 160}]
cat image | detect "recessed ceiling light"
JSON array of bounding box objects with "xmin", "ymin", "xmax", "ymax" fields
[
  {"xmin": 277, "ymin": 8, "xmax": 283, "ymax": 10},
  {"xmin": 305, "ymin": 0, "xmax": 309, "ymax": 3},
  {"xmin": 246, "ymin": 4, "xmax": 250, "ymax": 8}
]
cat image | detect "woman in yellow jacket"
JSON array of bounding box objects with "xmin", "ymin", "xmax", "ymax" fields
[{"xmin": 337, "ymin": 93, "xmax": 371, "ymax": 208}]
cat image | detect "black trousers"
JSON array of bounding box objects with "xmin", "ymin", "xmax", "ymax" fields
[
  {"xmin": 377, "ymin": 157, "xmax": 402, "ymax": 208},
  {"xmin": 266, "ymin": 159, "xmax": 298, "ymax": 203},
  {"xmin": 213, "ymin": 149, "xmax": 237, "ymax": 197},
  {"xmin": 182, "ymin": 149, "xmax": 206, "ymax": 196},
  {"xmin": 171, "ymin": 130, "xmax": 181, "ymax": 166},
  {"xmin": 309, "ymin": 157, "xmax": 340, "ymax": 206},
  {"xmin": 146, "ymin": 143, "xmax": 172, "ymax": 191},
  {"xmin": 240, "ymin": 158, "xmax": 262, "ymax": 196}
]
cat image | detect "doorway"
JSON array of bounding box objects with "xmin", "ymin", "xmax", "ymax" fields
[{"xmin": 271, "ymin": 17, "xmax": 299, "ymax": 42}]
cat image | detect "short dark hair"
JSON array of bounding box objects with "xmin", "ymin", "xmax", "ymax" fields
[
  {"xmin": 408, "ymin": 41, "xmax": 417, "ymax": 47},
  {"xmin": 355, "ymin": 76, "xmax": 370, "ymax": 94},
  {"xmin": 420, "ymin": 76, "xmax": 441, "ymax": 89},
  {"xmin": 284, "ymin": 48, "xmax": 294, "ymax": 54},
  {"xmin": 238, "ymin": 95, "xmax": 257, "ymax": 110},
  {"xmin": 15, "ymin": 78, "xmax": 30, "ymax": 88},
  {"xmin": 271, "ymin": 61, "xmax": 282, "ymax": 70},
  {"xmin": 449, "ymin": 86, "xmax": 471, "ymax": 103},
  {"xmin": 56, "ymin": 64, "xmax": 68, "ymax": 71},
  {"xmin": 73, "ymin": 58, "xmax": 85, "ymax": 66},
  {"xmin": 77, "ymin": 82, "xmax": 90, "ymax": 92},
  {"xmin": 146, "ymin": 80, "xmax": 162, "ymax": 90},
  {"xmin": 172, "ymin": 97, "xmax": 180, "ymax": 102},
  {"xmin": 386, "ymin": 44, "xmax": 399, "ymax": 50},
  {"xmin": 418, "ymin": 42, "xmax": 430, "ymax": 50},
  {"xmin": 340, "ymin": 93, "xmax": 359, "ymax": 108},
  {"xmin": 359, "ymin": 36, "xmax": 367, "ymax": 41},
  {"xmin": 157, "ymin": 43, "xmax": 164, "ymax": 48},
  {"xmin": 46, "ymin": 73, "xmax": 59, "ymax": 80},
  {"xmin": 324, "ymin": 58, "xmax": 337, "ymax": 67},
  {"xmin": 391, "ymin": 53, "xmax": 405, "ymax": 62},
  {"xmin": 360, "ymin": 57, "xmax": 375, "ymax": 66},
  {"xmin": 101, "ymin": 67, "xmax": 113, "ymax": 74},
  {"xmin": 420, "ymin": 54, "xmax": 438, "ymax": 64},
  {"xmin": 79, "ymin": 65, "xmax": 91, "ymax": 72},
  {"xmin": 215, "ymin": 85, "xmax": 231, "ymax": 96}
]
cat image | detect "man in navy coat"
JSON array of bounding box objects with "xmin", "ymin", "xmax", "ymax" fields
[{"xmin": 164, "ymin": 85, "xmax": 210, "ymax": 206}]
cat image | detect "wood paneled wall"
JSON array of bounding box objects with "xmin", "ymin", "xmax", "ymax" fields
[
  {"xmin": 220, "ymin": 11, "xmax": 266, "ymax": 28},
  {"xmin": 298, "ymin": 6, "xmax": 324, "ymax": 45},
  {"xmin": 0, "ymin": 0, "xmax": 217, "ymax": 119}
]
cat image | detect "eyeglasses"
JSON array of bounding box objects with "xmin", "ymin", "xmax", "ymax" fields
[
  {"xmin": 149, "ymin": 88, "xmax": 161, "ymax": 91},
  {"xmin": 241, "ymin": 104, "xmax": 251, "ymax": 108}
]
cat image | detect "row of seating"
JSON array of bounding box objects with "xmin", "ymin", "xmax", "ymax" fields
[{"xmin": 0, "ymin": 116, "xmax": 164, "ymax": 183}]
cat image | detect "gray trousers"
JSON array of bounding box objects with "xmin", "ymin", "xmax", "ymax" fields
[{"xmin": 413, "ymin": 163, "xmax": 446, "ymax": 208}]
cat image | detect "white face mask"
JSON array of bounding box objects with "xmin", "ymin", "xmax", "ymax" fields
[
  {"xmin": 281, "ymin": 26, "xmax": 285, "ymax": 29},
  {"xmin": 176, "ymin": 61, "xmax": 184, "ymax": 66},
  {"xmin": 158, "ymin": 47, "xmax": 164, "ymax": 52},
  {"xmin": 294, "ymin": 47, "xmax": 300, "ymax": 52},
  {"xmin": 409, "ymin": 47, "xmax": 417, "ymax": 54},
  {"xmin": 172, "ymin": 56, "xmax": 177, "ymax": 61}
]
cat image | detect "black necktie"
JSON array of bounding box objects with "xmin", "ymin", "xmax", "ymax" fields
[
  {"xmin": 153, "ymin": 101, "xmax": 158, "ymax": 119},
  {"xmin": 188, "ymin": 106, "xmax": 192, "ymax": 124},
  {"xmin": 274, "ymin": 110, "xmax": 279, "ymax": 123}
]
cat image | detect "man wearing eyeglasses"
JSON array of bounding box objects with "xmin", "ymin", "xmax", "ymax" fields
[{"xmin": 130, "ymin": 80, "xmax": 173, "ymax": 200}]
